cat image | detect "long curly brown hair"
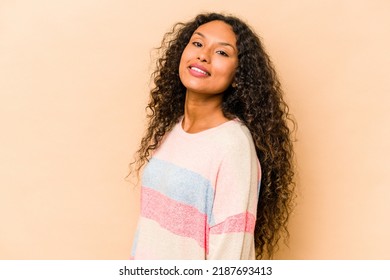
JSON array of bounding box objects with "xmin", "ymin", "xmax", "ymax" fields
[{"xmin": 129, "ymin": 12, "xmax": 296, "ymax": 259}]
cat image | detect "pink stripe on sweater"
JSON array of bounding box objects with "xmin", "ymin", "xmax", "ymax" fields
[
  {"xmin": 210, "ymin": 212, "xmax": 256, "ymax": 234},
  {"xmin": 141, "ymin": 187, "xmax": 208, "ymax": 249}
]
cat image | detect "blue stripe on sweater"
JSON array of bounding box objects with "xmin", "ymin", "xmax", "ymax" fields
[{"xmin": 142, "ymin": 157, "xmax": 215, "ymax": 224}]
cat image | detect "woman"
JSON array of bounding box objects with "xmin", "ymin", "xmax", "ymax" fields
[{"xmin": 129, "ymin": 12, "xmax": 295, "ymax": 260}]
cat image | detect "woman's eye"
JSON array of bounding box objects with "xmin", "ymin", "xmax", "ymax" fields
[
  {"xmin": 217, "ymin": 50, "xmax": 228, "ymax": 57},
  {"xmin": 192, "ymin": 41, "xmax": 202, "ymax": 47}
]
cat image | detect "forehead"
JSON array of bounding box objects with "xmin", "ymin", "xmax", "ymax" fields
[{"xmin": 193, "ymin": 20, "xmax": 236, "ymax": 44}]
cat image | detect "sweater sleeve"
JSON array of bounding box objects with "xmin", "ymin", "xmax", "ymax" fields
[{"xmin": 207, "ymin": 134, "xmax": 260, "ymax": 260}]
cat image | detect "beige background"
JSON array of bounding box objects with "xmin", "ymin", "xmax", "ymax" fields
[{"xmin": 1, "ymin": 0, "xmax": 389, "ymax": 259}]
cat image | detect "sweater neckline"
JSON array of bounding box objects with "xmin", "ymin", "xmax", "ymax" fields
[{"xmin": 177, "ymin": 116, "xmax": 239, "ymax": 138}]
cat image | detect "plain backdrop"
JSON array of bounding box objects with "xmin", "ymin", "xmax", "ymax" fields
[{"xmin": 1, "ymin": 0, "xmax": 389, "ymax": 259}]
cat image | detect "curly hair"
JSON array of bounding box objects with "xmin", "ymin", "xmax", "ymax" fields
[{"xmin": 129, "ymin": 12, "xmax": 296, "ymax": 259}]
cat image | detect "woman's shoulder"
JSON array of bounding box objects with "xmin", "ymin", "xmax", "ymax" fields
[{"xmin": 214, "ymin": 119, "xmax": 255, "ymax": 149}]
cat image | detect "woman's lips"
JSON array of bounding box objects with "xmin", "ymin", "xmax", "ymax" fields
[{"xmin": 188, "ymin": 64, "xmax": 210, "ymax": 77}]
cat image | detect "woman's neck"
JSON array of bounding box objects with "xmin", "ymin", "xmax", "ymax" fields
[{"xmin": 182, "ymin": 91, "xmax": 229, "ymax": 133}]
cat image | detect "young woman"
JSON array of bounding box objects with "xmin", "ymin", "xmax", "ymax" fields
[{"xmin": 129, "ymin": 13, "xmax": 295, "ymax": 260}]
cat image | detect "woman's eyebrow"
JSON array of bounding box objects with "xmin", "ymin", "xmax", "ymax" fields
[{"xmin": 193, "ymin": 31, "xmax": 237, "ymax": 52}]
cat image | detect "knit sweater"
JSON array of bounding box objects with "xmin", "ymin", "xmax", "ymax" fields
[{"xmin": 131, "ymin": 118, "xmax": 261, "ymax": 259}]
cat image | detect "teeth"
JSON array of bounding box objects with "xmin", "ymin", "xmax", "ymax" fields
[{"xmin": 191, "ymin": 67, "xmax": 208, "ymax": 75}]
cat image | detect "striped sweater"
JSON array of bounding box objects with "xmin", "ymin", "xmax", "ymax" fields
[{"xmin": 131, "ymin": 118, "xmax": 261, "ymax": 259}]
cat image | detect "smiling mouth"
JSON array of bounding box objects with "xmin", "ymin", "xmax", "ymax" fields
[{"xmin": 189, "ymin": 66, "xmax": 210, "ymax": 76}]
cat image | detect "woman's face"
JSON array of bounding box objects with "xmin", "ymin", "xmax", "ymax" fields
[{"xmin": 179, "ymin": 20, "xmax": 238, "ymax": 96}]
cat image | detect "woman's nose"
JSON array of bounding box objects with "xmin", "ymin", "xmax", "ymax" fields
[{"xmin": 198, "ymin": 48, "xmax": 211, "ymax": 62}]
